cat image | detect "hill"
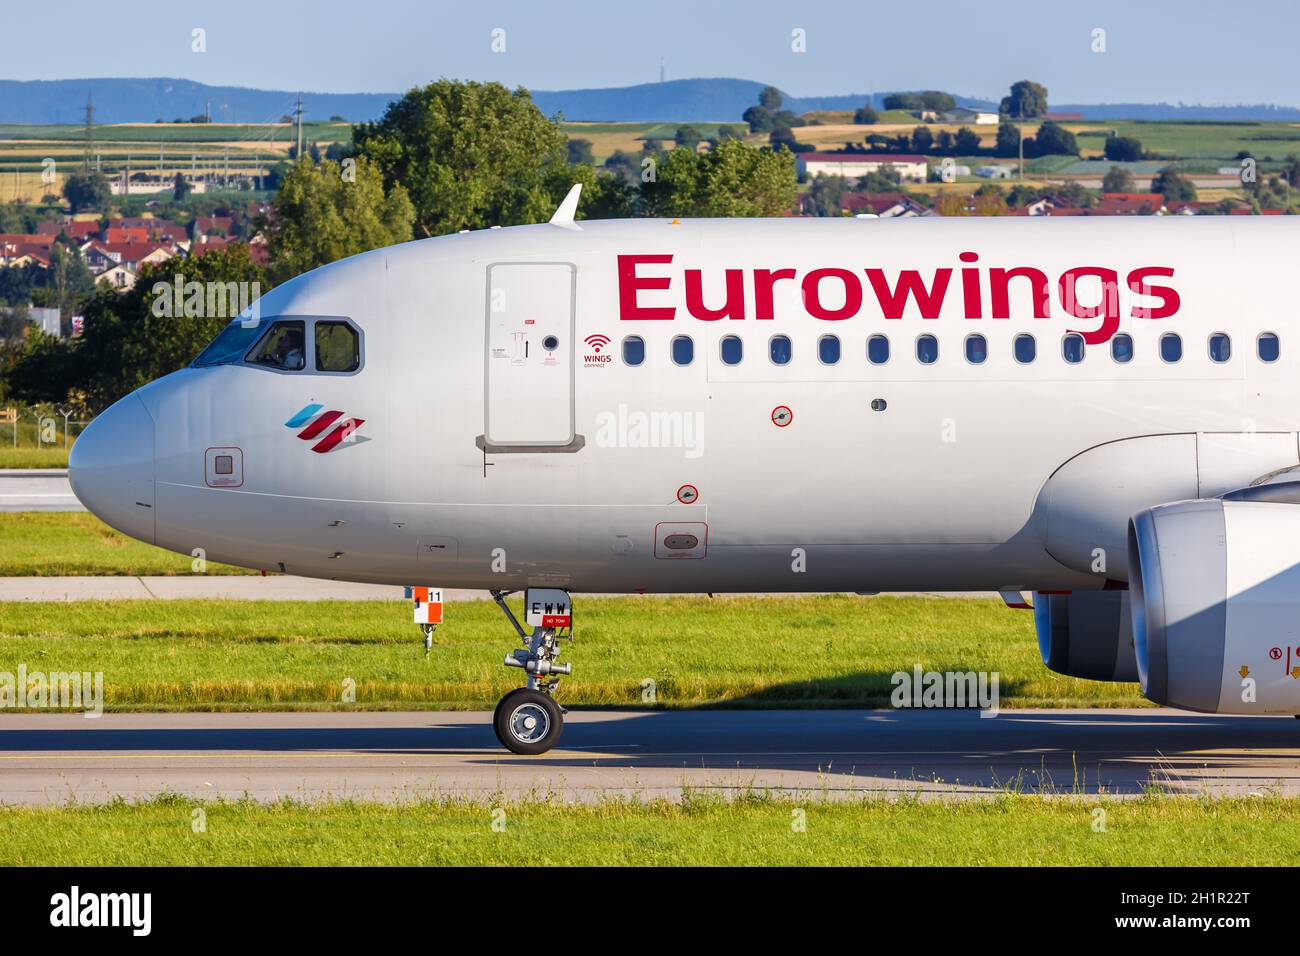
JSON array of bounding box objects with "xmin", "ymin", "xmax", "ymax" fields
[{"xmin": 2, "ymin": 76, "xmax": 1298, "ymax": 125}]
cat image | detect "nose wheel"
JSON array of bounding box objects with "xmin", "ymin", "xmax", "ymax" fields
[
  {"xmin": 489, "ymin": 589, "xmax": 574, "ymax": 755},
  {"xmin": 494, "ymin": 688, "xmax": 563, "ymax": 755}
]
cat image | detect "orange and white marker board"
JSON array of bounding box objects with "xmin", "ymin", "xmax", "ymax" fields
[{"xmin": 411, "ymin": 586, "xmax": 444, "ymax": 625}]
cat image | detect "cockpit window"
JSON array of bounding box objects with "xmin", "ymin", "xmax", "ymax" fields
[
  {"xmin": 315, "ymin": 321, "xmax": 361, "ymax": 372},
  {"xmin": 246, "ymin": 321, "xmax": 306, "ymax": 370},
  {"xmin": 192, "ymin": 318, "xmax": 267, "ymax": 367}
]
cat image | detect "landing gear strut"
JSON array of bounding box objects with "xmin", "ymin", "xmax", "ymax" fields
[{"xmin": 490, "ymin": 588, "xmax": 573, "ymax": 755}]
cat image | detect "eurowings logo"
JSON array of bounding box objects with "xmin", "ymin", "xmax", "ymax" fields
[{"xmin": 284, "ymin": 403, "xmax": 365, "ymax": 454}]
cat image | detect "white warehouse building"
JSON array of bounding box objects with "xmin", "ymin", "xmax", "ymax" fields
[{"xmin": 797, "ymin": 153, "xmax": 928, "ymax": 183}]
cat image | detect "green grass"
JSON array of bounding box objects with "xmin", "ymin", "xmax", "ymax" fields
[
  {"xmin": 0, "ymin": 594, "xmax": 1146, "ymax": 710},
  {"xmin": 0, "ymin": 512, "xmax": 253, "ymax": 575},
  {"xmin": 0, "ymin": 447, "xmax": 69, "ymax": 469},
  {"xmin": 1069, "ymin": 119, "xmax": 1300, "ymax": 160},
  {"xmin": 1, "ymin": 793, "xmax": 1294, "ymax": 865}
]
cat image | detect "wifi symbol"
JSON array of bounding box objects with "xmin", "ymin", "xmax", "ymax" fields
[{"xmin": 584, "ymin": 333, "xmax": 612, "ymax": 353}]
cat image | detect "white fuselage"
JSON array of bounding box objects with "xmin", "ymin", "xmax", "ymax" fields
[{"xmin": 70, "ymin": 216, "xmax": 1300, "ymax": 593}]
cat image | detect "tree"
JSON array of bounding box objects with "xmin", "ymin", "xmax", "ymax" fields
[
  {"xmin": 1030, "ymin": 121, "xmax": 1078, "ymax": 156},
  {"xmin": 566, "ymin": 138, "xmax": 595, "ymax": 165},
  {"xmin": 44, "ymin": 243, "xmax": 94, "ymax": 329},
  {"xmin": 4, "ymin": 243, "xmax": 272, "ymax": 407},
  {"xmin": 1000, "ymin": 80, "xmax": 1049, "ymax": 119},
  {"xmin": 173, "ymin": 172, "xmax": 193, "ymax": 202},
  {"xmin": 954, "ymin": 127, "xmax": 981, "ymax": 154},
  {"xmin": 918, "ymin": 91, "xmax": 956, "ymax": 112},
  {"xmin": 758, "ymin": 86, "xmax": 783, "ymax": 112},
  {"xmin": 674, "ymin": 126, "xmax": 703, "ymax": 151},
  {"xmin": 995, "ymin": 122, "xmax": 1021, "ymax": 158},
  {"xmin": 1104, "ymin": 135, "xmax": 1143, "ymax": 162},
  {"xmin": 803, "ymin": 174, "xmax": 845, "ymax": 216},
  {"xmin": 910, "ymin": 126, "xmax": 934, "ymax": 154},
  {"xmin": 352, "ymin": 79, "xmax": 570, "ymax": 237},
  {"xmin": 1151, "ymin": 166, "xmax": 1197, "ymax": 201},
  {"xmin": 62, "ymin": 170, "xmax": 111, "ymax": 213},
  {"xmin": 742, "ymin": 104, "xmax": 775, "ymax": 133},
  {"xmin": 853, "ymin": 105, "xmax": 878, "ymax": 125},
  {"xmin": 769, "ymin": 127, "xmax": 812, "ymax": 153},
  {"xmin": 883, "ymin": 93, "xmax": 922, "ymax": 111},
  {"xmin": 640, "ymin": 140, "xmax": 797, "ymax": 218},
  {"xmin": 266, "ymin": 156, "xmax": 414, "ymax": 283},
  {"xmin": 1102, "ymin": 166, "xmax": 1136, "ymax": 192}
]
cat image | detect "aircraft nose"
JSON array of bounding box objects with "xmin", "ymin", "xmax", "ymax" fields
[{"xmin": 68, "ymin": 393, "xmax": 156, "ymax": 545}]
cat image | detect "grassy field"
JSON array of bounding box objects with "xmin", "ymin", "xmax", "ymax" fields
[
  {"xmin": 0, "ymin": 793, "xmax": 1293, "ymax": 865},
  {"xmin": 0, "ymin": 447, "xmax": 70, "ymax": 469},
  {"xmin": 0, "ymin": 594, "xmax": 1146, "ymax": 710},
  {"xmin": 0, "ymin": 512, "xmax": 252, "ymax": 575}
]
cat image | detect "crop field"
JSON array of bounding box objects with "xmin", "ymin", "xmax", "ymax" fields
[{"xmin": 0, "ymin": 121, "xmax": 346, "ymax": 201}]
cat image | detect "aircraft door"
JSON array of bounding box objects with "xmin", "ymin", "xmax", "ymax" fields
[{"xmin": 485, "ymin": 262, "xmax": 576, "ymax": 447}]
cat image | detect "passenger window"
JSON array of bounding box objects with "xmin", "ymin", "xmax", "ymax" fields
[
  {"xmin": 1062, "ymin": 333, "xmax": 1084, "ymax": 364},
  {"xmin": 246, "ymin": 320, "xmax": 306, "ymax": 370},
  {"xmin": 818, "ymin": 334, "xmax": 841, "ymax": 365},
  {"xmin": 671, "ymin": 335, "xmax": 694, "ymax": 366},
  {"xmin": 314, "ymin": 321, "xmax": 360, "ymax": 372},
  {"xmin": 1258, "ymin": 332, "xmax": 1280, "ymax": 363},
  {"xmin": 1209, "ymin": 333, "xmax": 1231, "ymax": 363},
  {"xmin": 1111, "ymin": 333, "xmax": 1134, "ymax": 363},
  {"xmin": 770, "ymin": 335, "xmax": 792, "ymax": 365},
  {"xmin": 965, "ymin": 334, "xmax": 988, "ymax": 364},
  {"xmin": 916, "ymin": 334, "xmax": 938, "ymax": 365},
  {"xmin": 1013, "ymin": 334, "xmax": 1035, "ymax": 364},
  {"xmin": 622, "ymin": 336, "xmax": 645, "ymax": 366},
  {"xmin": 1160, "ymin": 332, "xmax": 1182, "ymax": 363},
  {"xmin": 868, "ymin": 335, "xmax": 890, "ymax": 365},
  {"xmin": 720, "ymin": 335, "xmax": 743, "ymax": 365}
]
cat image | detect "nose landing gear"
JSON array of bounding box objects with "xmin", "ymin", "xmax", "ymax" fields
[{"xmin": 490, "ymin": 589, "xmax": 573, "ymax": 755}]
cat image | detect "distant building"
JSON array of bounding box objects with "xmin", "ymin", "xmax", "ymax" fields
[
  {"xmin": 1097, "ymin": 192, "xmax": 1165, "ymax": 215},
  {"xmin": 841, "ymin": 193, "xmax": 928, "ymax": 218},
  {"xmin": 192, "ymin": 216, "xmax": 234, "ymax": 239},
  {"xmin": 96, "ymin": 264, "xmax": 137, "ymax": 290},
  {"xmin": 797, "ymin": 153, "xmax": 928, "ymax": 183},
  {"xmin": 941, "ymin": 107, "xmax": 998, "ymax": 125},
  {"xmin": 975, "ymin": 165, "xmax": 1016, "ymax": 179},
  {"xmin": 29, "ymin": 307, "xmax": 61, "ymax": 337}
]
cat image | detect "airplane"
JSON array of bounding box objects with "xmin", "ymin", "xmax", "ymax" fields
[{"xmin": 69, "ymin": 184, "xmax": 1300, "ymax": 754}]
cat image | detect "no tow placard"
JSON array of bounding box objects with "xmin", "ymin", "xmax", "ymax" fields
[{"xmin": 525, "ymin": 588, "xmax": 572, "ymax": 628}]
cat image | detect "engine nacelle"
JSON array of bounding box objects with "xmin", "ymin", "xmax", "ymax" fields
[
  {"xmin": 1128, "ymin": 499, "xmax": 1300, "ymax": 714},
  {"xmin": 1035, "ymin": 591, "xmax": 1138, "ymax": 682}
]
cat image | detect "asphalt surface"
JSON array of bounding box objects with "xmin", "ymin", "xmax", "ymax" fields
[
  {"xmin": 0, "ymin": 470, "xmax": 81, "ymax": 512},
  {"xmin": 1, "ymin": 708, "xmax": 1298, "ymax": 805}
]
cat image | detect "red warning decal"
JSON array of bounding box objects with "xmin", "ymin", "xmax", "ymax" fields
[
  {"xmin": 676, "ymin": 484, "xmax": 699, "ymax": 504},
  {"xmin": 771, "ymin": 406, "xmax": 793, "ymax": 427}
]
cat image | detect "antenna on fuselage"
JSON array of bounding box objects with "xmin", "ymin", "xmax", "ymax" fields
[{"xmin": 549, "ymin": 183, "xmax": 583, "ymax": 228}]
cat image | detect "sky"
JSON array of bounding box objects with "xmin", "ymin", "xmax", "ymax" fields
[{"xmin": 3, "ymin": 0, "xmax": 1298, "ymax": 106}]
